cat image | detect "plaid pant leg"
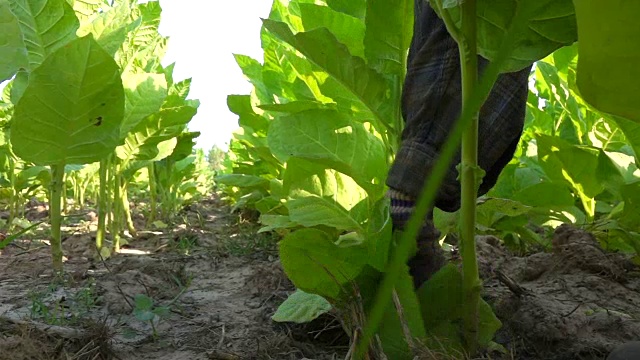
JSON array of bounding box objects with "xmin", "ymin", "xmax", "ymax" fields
[{"xmin": 386, "ymin": 0, "xmax": 531, "ymax": 213}]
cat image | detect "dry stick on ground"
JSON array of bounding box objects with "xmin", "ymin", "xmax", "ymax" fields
[
  {"xmin": 13, "ymin": 245, "xmax": 46, "ymax": 257},
  {"xmin": 206, "ymin": 350, "xmax": 241, "ymax": 360},
  {"xmin": 217, "ymin": 323, "xmax": 226, "ymax": 348},
  {"xmin": 346, "ymin": 329, "xmax": 386, "ymax": 360},
  {"xmin": 0, "ymin": 313, "xmax": 86, "ymax": 339},
  {"xmin": 342, "ymin": 284, "xmax": 388, "ymax": 360},
  {"xmin": 496, "ymin": 269, "xmax": 533, "ymax": 297},
  {"xmin": 309, "ymin": 316, "xmax": 344, "ymax": 341},
  {"xmin": 8, "ymin": 240, "xmax": 28, "ymax": 251},
  {"xmin": 71, "ymin": 339, "xmax": 103, "ymax": 360}
]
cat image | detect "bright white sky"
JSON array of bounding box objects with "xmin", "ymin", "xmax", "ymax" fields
[
  {"xmin": 156, "ymin": 0, "xmax": 273, "ymax": 151},
  {"xmin": 0, "ymin": 1, "xmax": 270, "ymax": 152}
]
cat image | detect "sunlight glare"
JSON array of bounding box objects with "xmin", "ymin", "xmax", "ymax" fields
[{"xmin": 155, "ymin": 0, "xmax": 272, "ymax": 152}]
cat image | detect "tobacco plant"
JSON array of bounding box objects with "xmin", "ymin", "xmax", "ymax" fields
[
  {"xmin": 0, "ymin": 0, "xmax": 205, "ymax": 271},
  {"xmin": 225, "ymin": 0, "xmax": 640, "ymax": 358}
]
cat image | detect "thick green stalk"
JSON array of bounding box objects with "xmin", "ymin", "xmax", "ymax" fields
[
  {"xmin": 74, "ymin": 176, "xmax": 79, "ymax": 208},
  {"xmin": 62, "ymin": 172, "xmax": 69, "ymax": 215},
  {"xmin": 112, "ymin": 163, "xmax": 122, "ymax": 252},
  {"xmin": 158, "ymin": 163, "xmax": 169, "ymax": 220},
  {"xmin": 49, "ymin": 163, "xmax": 65, "ymax": 274},
  {"xmin": 147, "ymin": 163, "xmax": 157, "ymax": 225},
  {"xmin": 96, "ymin": 157, "xmax": 110, "ymax": 250},
  {"xmin": 78, "ymin": 180, "xmax": 85, "ymax": 208},
  {"xmin": 107, "ymin": 161, "xmax": 115, "ymax": 230},
  {"xmin": 8, "ymin": 159, "xmax": 16, "ymax": 228},
  {"xmin": 121, "ymin": 180, "xmax": 137, "ymax": 237},
  {"xmin": 458, "ymin": 0, "xmax": 482, "ymax": 353},
  {"xmin": 161, "ymin": 160, "xmax": 179, "ymax": 220}
]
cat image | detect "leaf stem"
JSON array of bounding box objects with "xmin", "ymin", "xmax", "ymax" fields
[
  {"xmin": 112, "ymin": 162, "xmax": 122, "ymax": 252},
  {"xmin": 8, "ymin": 158, "xmax": 16, "ymax": 228},
  {"xmin": 96, "ymin": 156, "xmax": 111, "ymax": 250}
]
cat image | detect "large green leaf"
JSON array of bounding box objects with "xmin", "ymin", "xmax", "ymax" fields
[
  {"xmin": 476, "ymin": 198, "xmax": 532, "ymax": 228},
  {"xmin": 161, "ymin": 62, "xmax": 175, "ymax": 87},
  {"xmin": 0, "ymin": 0, "xmax": 28, "ymax": 82},
  {"xmin": 377, "ymin": 266, "xmax": 427, "ymax": 360},
  {"xmin": 76, "ymin": 0, "xmax": 136, "ymax": 56},
  {"xmin": 613, "ymin": 116, "xmax": 640, "ymax": 167},
  {"xmin": 69, "ymin": 0, "xmax": 108, "ymax": 22},
  {"xmin": 165, "ymin": 131, "xmax": 198, "ymax": 163},
  {"xmin": 9, "ymin": 0, "xmax": 80, "ymax": 70},
  {"xmin": 216, "ymin": 174, "xmax": 270, "ymax": 189},
  {"xmin": 596, "ymin": 149, "xmax": 625, "ymax": 198},
  {"xmin": 619, "ymin": 182, "xmax": 640, "ymax": 229},
  {"xmin": 573, "ymin": 0, "xmax": 640, "ymax": 123},
  {"xmin": 116, "ymin": 123, "xmax": 175, "ymax": 162},
  {"xmin": 417, "ymin": 265, "xmax": 462, "ymax": 344},
  {"xmin": 536, "ymin": 134, "xmax": 624, "ymax": 219},
  {"xmin": 268, "ymin": 109, "xmax": 387, "ymax": 197},
  {"xmin": 364, "ymin": 0, "xmax": 412, "ymax": 76},
  {"xmin": 279, "ymin": 228, "xmax": 367, "ymax": 301},
  {"xmin": 537, "ymin": 134, "xmax": 604, "ymax": 198},
  {"xmin": 120, "ymin": 72, "xmax": 167, "ymax": 136},
  {"xmin": 262, "ymin": 20, "xmax": 391, "ymax": 125},
  {"xmin": 260, "ymin": 46, "xmax": 317, "ymax": 104},
  {"xmin": 283, "ymin": 157, "xmax": 367, "ymax": 212},
  {"xmin": 287, "ymin": 196, "xmax": 363, "ymax": 232},
  {"xmin": 168, "ymin": 78, "xmax": 191, "ymax": 100},
  {"xmin": 11, "ymin": 35, "xmax": 124, "ymax": 165},
  {"xmin": 233, "ymin": 54, "xmax": 272, "ymax": 104},
  {"xmin": 258, "ymin": 214, "xmax": 298, "ymax": 233},
  {"xmin": 417, "ymin": 264, "xmax": 501, "ymax": 352},
  {"xmin": 363, "ymin": 197, "xmax": 392, "ymax": 271},
  {"xmin": 272, "ymin": 289, "xmax": 332, "ymax": 323},
  {"xmin": 116, "ymin": 93, "xmax": 197, "ymax": 162},
  {"xmin": 436, "ymin": 0, "xmax": 577, "ymax": 72},
  {"xmin": 259, "ymin": 101, "xmax": 336, "ymax": 114},
  {"xmin": 325, "ymin": 0, "xmax": 365, "ymax": 19},
  {"xmin": 14, "ymin": 165, "xmax": 49, "ymax": 191},
  {"xmin": 8, "ymin": 70, "xmax": 28, "ymax": 104},
  {"xmin": 351, "ymin": 264, "xmax": 428, "ymax": 360},
  {"xmin": 227, "ymin": 95, "xmax": 269, "ymax": 134},
  {"xmin": 512, "ymin": 182, "xmax": 575, "ymax": 207},
  {"xmin": 299, "ymin": 3, "xmax": 365, "ymax": 58},
  {"xmin": 131, "ymin": 1, "xmax": 161, "ymax": 47},
  {"xmin": 159, "ymin": 96, "xmax": 199, "ymax": 130},
  {"xmin": 115, "ymin": 0, "xmax": 164, "ymax": 73},
  {"xmin": 361, "ymin": 0, "xmax": 413, "ymax": 142}
]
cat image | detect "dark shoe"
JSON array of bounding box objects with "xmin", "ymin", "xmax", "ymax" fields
[
  {"xmin": 608, "ymin": 341, "xmax": 640, "ymax": 360},
  {"xmin": 406, "ymin": 222, "xmax": 446, "ymax": 289}
]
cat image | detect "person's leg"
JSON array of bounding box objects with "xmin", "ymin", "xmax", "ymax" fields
[{"xmin": 386, "ymin": 0, "xmax": 532, "ymax": 288}]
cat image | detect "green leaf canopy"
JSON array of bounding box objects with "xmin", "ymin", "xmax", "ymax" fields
[{"xmin": 11, "ymin": 35, "xmax": 125, "ymax": 165}]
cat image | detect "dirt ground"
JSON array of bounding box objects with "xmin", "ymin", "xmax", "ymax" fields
[
  {"xmin": 478, "ymin": 225, "xmax": 640, "ymax": 360},
  {"xmin": 0, "ymin": 196, "xmax": 639, "ymax": 360},
  {"xmin": 0, "ymin": 196, "xmax": 347, "ymax": 360}
]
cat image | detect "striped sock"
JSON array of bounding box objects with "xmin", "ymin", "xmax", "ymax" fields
[{"xmin": 386, "ymin": 188, "xmax": 416, "ymax": 229}]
